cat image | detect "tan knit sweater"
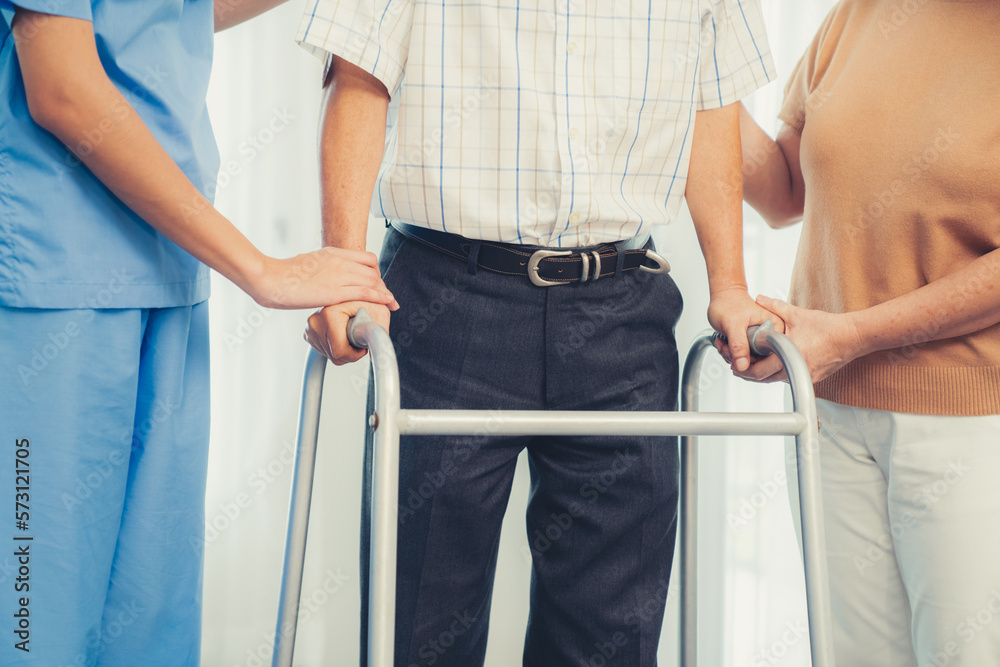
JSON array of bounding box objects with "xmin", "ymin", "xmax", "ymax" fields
[{"xmin": 778, "ymin": 0, "xmax": 1000, "ymax": 415}]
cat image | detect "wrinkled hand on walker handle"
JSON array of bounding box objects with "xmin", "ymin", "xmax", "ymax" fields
[
  {"xmin": 713, "ymin": 319, "xmax": 775, "ymax": 358},
  {"xmin": 712, "ymin": 318, "xmax": 792, "ymax": 382}
]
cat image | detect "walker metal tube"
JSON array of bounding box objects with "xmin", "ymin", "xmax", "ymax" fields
[
  {"xmin": 272, "ymin": 348, "xmax": 328, "ymax": 667},
  {"xmin": 396, "ymin": 409, "xmax": 806, "ymax": 437},
  {"xmin": 679, "ymin": 336, "xmax": 716, "ymax": 667},
  {"xmin": 347, "ymin": 310, "xmax": 402, "ymax": 667},
  {"xmin": 679, "ymin": 322, "xmax": 835, "ymax": 667},
  {"xmin": 749, "ymin": 328, "xmax": 836, "ymax": 667},
  {"xmin": 274, "ymin": 314, "xmax": 833, "ymax": 667}
]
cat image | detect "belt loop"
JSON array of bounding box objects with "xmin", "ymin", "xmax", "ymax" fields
[
  {"xmin": 614, "ymin": 241, "xmax": 627, "ymax": 278},
  {"xmin": 467, "ymin": 239, "xmax": 482, "ymax": 275}
]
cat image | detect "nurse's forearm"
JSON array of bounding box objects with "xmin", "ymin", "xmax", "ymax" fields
[
  {"xmin": 848, "ymin": 247, "xmax": 1000, "ymax": 357},
  {"xmin": 12, "ymin": 9, "xmax": 398, "ymax": 313},
  {"xmin": 14, "ymin": 11, "xmax": 268, "ymax": 296},
  {"xmin": 319, "ymin": 56, "xmax": 390, "ymax": 251},
  {"xmin": 215, "ymin": 0, "xmax": 287, "ymax": 32},
  {"xmin": 738, "ymin": 103, "xmax": 805, "ymax": 229}
]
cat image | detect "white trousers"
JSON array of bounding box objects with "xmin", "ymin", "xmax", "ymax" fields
[{"xmin": 789, "ymin": 398, "xmax": 1000, "ymax": 667}]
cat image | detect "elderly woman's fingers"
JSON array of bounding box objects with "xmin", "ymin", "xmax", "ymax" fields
[
  {"xmin": 755, "ymin": 294, "xmax": 795, "ymax": 325},
  {"xmin": 734, "ymin": 354, "xmax": 785, "ymax": 382}
]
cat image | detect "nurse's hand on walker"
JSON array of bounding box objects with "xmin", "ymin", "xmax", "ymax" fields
[{"xmin": 245, "ymin": 249, "xmax": 398, "ymax": 312}]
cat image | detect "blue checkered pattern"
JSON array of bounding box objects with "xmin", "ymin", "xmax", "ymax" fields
[{"xmin": 298, "ymin": 0, "xmax": 775, "ymax": 247}]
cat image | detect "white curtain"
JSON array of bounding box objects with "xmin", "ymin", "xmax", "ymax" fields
[{"xmin": 201, "ymin": 2, "xmax": 836, "ymax": 665}]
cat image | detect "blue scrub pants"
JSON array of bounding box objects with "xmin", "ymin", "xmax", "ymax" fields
[{"xmin": 0, "ymin": 303, "xmax": 209, "ymax": 666}]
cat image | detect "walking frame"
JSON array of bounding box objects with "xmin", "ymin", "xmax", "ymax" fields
[{"xmin": 270, "ymin": 309, "xmax": 836, "ymax": 667}]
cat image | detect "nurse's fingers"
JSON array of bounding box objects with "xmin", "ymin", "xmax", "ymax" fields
[
  {"xmin": 323, "ymin": 247, "xmax": 380, "ymax": 267},
  {"xmin": 327, "ymin": 285, "xmax": 399, "ymax": 310}
]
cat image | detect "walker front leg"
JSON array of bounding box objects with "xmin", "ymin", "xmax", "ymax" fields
[
  {"xmin": 679, "ymin": 323, "xmax": 835, "ymax": 667},
  {"xmin": 679, "ymin": 337, "xmax": 716, "ymax": 667},
  {"xmin": 272, "ymin": 348, "xmax": 329, "ymax": 667},
  {"xmin": 748, "ymin": 326, "xmax": 835, "ymax": 667},
  {"xmin": 348, "ymin": 310, "xmax": 403, "ymax": 667}
]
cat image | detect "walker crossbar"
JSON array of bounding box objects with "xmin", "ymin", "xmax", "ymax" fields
[
  {"xmin": 396, "ymin": 410, "xmax": 808, "ymax": 437},
  {"xmin": 271, "ymin": 311, "xmax": 836, "ymax": 667}
]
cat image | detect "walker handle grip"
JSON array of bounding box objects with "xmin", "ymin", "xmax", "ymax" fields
[
  {"xmin": 347, "ymin": 308, "xmax": 373, "ymax": 349},
  {"xmin": 711, "ymin": 319, "xmax": 775, "ymax": 358}
]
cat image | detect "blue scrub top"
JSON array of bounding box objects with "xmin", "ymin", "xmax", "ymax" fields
[{"xmin": 0, "ymin": 0, "xmax": 217, "ymax": 309}]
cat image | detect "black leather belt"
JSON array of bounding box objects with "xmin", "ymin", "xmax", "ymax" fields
[{"xmin": 390, "ymin": 222, "xmax": 670, "ymax": 287}]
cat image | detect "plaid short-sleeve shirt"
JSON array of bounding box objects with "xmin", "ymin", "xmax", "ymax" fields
[{"xmin": 299, "ymin": 0, "xmax": 775, "ymax": 246}]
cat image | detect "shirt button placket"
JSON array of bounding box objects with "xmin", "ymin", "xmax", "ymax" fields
[{"xmin": 556, "ymin": 13, "xmax": 585, "ymax": 241}]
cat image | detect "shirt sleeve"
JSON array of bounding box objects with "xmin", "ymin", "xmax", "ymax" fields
[
  {"xmin": 296, "ymin": 0, "xmax": 414, "ymax": 97},
  {"xmin": 778, "ymin": 3, "xmax": 844, "ymax": 134},
  {"xmin": 2, "ymin": 0, "xmax": 92, "ymax": 32},
  {"xmin": 696, "ymin": 0, "xmax": 776, "ymax": 111}
]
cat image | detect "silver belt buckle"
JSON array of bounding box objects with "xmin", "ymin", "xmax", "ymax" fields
[
  {"xmin": 527, "ymin": 249, "xmax": 572, "ymax": 287},
  {"xmin": 527, "ymin": 246, "xmax": 670, "ymax": 287},
  {"xmin": 641, "ymin": 249, "xmax": 671, "ymax": 275}
]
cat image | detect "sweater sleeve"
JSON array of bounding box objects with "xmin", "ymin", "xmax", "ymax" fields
[{"xmin": 778, "ymin": 2, "xmax": 848, "ymax": 134}]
